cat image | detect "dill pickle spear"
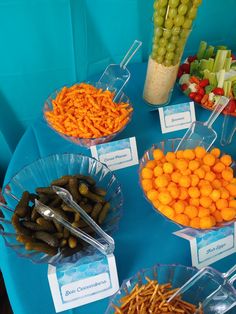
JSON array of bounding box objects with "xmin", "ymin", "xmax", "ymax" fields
[
  {"xmin": 36, "ymin": 217, "xmax": 55, "ymax": 232},
  {"xmin": 98, "ymin": 202, "xmax": 110, "ymax": 225},
  {"xmin": 25, "ymin": 241, "xmax": 57, "ymax": 256},
  {"xmin": 34, "ymin": 231, "xmax": 59, "ymax": 247},
  {"xmin": 15, "ymin": 191, "xmax": 30, "ymax": 218},
  {"xmin": 12, "ymin": 214, "xmax": 31, "ymax": 236}
]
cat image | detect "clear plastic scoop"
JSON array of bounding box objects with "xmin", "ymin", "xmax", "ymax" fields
[
  {"xmin": 176, "ymin": 96, "xmax": 230, "ymax": 151},
  {"xmin": 35, "ymin": 194, "xmax": 114, "ymax": 255},
  {"xmin": 220, "ymin": 109, "xmax": 236, "ymax": 146},
  {"xmin": 98, "ymin": 39, "xmax": 142, "ymax": 102},
  {"xmin": 168, "ymin": 264, "xmax": 236, "ymax": 314}
]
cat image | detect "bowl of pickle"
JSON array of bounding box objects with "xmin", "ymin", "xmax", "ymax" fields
[
  {"xmin": 139, "ymin": 138, "xmax": 236, "ymax": 230},
  {"xmin": 0, "ymin": 153, "xmax": 123, "ymax": 265}
]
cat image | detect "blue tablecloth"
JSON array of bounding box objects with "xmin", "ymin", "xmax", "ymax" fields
[{"xmin": 1, "ymin": 63, "xmax": 236, "ymax": 314}]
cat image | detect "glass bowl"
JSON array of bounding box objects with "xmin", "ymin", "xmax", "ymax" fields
[
  {"xmin": 0, "ymin": 153, "xmax": 123, "ymax": 265},
  {"xmin": 43, "ymin": 82, "xmax": 133, "ymax": 147},
  {"xmin": 139, "ymin": 138, "xmax": 236, "ymax": 231},
  {"xmin": 105, "ymin": 264, "xmax": 236, "ymax": 314}
]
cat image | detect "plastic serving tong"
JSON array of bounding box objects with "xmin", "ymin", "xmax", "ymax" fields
[
  {"xmin": 35, "ymin": 186, "xmax": 115, "ymax": 255},
  {"xmin": 98, "ymin": 39, "xmax": 142, "ymax": 102},
  {"xmin": 168, "ymin": 264, "xmax": 236, "ymax": 314},
  {"xmin": 176, "ymin": 96, "xmax": 230, "ymax": 151}
]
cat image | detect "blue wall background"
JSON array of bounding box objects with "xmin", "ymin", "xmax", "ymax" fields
[{"xmin": 0, "ymin": 0, "xmax": 235, "ymax": 182}]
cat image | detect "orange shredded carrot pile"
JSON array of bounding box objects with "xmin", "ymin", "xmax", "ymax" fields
[{"xmin": 45, "ymin": 83, "xmax": 133, "ymax": 138}]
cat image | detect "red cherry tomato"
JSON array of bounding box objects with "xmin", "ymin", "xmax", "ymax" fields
[
  {"xmin": 178, "ymin": 69, "xmax": 183, "ymax": 79},
  {"xmin": 189, "ymin": 92, "xmax": 197, "ymax": 100},
  {"xmin": 213, "ymin": 87, "xmax": 224, "ymax": 96},
  {"xmin": 180, "ymin": 63, "xmax": 190, "ymax": 74},
  {"xmin": 194, "ymin": 94, "xmax": 203, "ymax": 103},
  {"xmin": 232, "ymin": 54, "xmax": 236, "ymax": 61},
  {"xmin": 198, "ymin": 88, "xmax": 205, "ymax": 96},
  {"xmin": 226, "ymin": 99, "xmax": 236, "ymax": 113},
  {"xmin": 181, "ymin": 84, "xmax": 188, "ymax": 91},
  {"xmin": 187, "ymin": 55, "xmax": 197, "ymax": 63},
  {"xmin": 199, "ymin": 79, "xmax": 210, "ymax": 88}
]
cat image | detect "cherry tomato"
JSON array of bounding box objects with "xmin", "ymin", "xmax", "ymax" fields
[
  {"xmin": 198, "ymin": 88, "xmax": 205, "ymax": 96},
  {"xmin": 178, "ymin": 69, "xmax": 183, "ymax": 79},
  {"xmin": 213, "ymin": 87, "xmax": 224, "ymax": 96},
  {"xmin": 194, "ymin": 94, "xmax": 203, "ymax": 103},
  {"xmin": 190, "ymin": 76, "xmax": 200, "ymax": 84},
  {"xmin": 199, "ymin": 79, "xmax": 209, "ymax": 88},
  {"xmin": 187, "ymin": 55, "xmax": 197, "ymax": 63},
  {"xmin": 189, "ymin": 92, "xmax": 197, "ymax": 100},
  {"xmin": 180, "ymin": 63, "xmax": 190, "ymax": 74},
  {"xmin": 232, "ymin": 54, "xmax": 236, "ymax": 61},
  {"xmin": 181, "ymin": 84, "xmax": 188, "ymax": 91},
  {"xmin": 226, "ymin": 99, "xmax": 236, "ymax": 113}
]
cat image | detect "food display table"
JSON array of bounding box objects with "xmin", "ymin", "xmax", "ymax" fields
[{"xmin": 0, "ymin": 63, "xmax": 235, "ymax": 314}]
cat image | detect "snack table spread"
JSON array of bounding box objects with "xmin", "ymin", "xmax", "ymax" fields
[{"xmin": 0, "ymin": 63, "xmax": 236, "ymax": 314}]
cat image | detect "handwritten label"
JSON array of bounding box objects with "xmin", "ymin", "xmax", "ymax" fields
[
  {"xmin": 90, "ymin": 137, "xmax": 139, "ymax": 171},
  {"xmin": 174, "ymin": 223, "xmax": 236, "ymax": 268},
  {"xmin": 48, "ymin": 254, "xmax": 119, "ymax": 312},
  {"xmin": 159, "ymin": 102, "xmax": 196, "ymax": 134}
]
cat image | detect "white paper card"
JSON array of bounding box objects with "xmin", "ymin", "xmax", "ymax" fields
[
  {"xmin": 174, "ymin": 223, "xmax": 236, "ymax": 269},
  {"xmin": 48, "ymin": 254, "xmax": 119, "ymax": 312},
  {"xmin": 90, "ymin": 137, "xmax": 139, "ymax": 171},
  {"xmin": 159, "ymin": 102, "xmax": 196, "ymax": 134}
]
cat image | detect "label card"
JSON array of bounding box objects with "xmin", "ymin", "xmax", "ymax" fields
[
  {"xmin": 48, "ymin": 254, "xmax": 119, "ymax": 312},
  {"xmin": 159, "ymin": 102, "xmax": 196, "ymax": 134},
  {"xmin": 174, "ymin": 223, "xmax": 236, "ymax": 269},
  {"xmin": 90, "ymin": 137, "xmax": 139, "ymax": 171}
]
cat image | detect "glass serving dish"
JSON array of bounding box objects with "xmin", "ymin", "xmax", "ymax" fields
[
  {"xmin": 105, "ymin": 264, "xmax": 236, "ymax": 314},
  {"xmin": 139, "ymin": 138, "xmax": 236, "ymax": 231},
  {"xmin": 0, "ymin": 153, "xmax": 123, "ymax": 265},
  {"xmin": 43, "ymin": 82, "xmax": 133, "ymax": 147}
]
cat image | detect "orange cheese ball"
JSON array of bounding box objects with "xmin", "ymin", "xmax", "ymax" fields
[{"xmin": 142, "ymin": 146, "xmax": 236, "ymax": 229}]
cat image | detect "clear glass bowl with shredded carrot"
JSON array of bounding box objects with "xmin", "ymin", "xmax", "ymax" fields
[
  {"xmin": 106, "ymin": 264, "xmax": 236, "ymax": 314},
  {"xmin": 43, "ymin": 82, "xmax": 133, "ymax": 147},
  {"xmin": 139, "ymin": 138, "xmax": 236, "ymax": 231}
]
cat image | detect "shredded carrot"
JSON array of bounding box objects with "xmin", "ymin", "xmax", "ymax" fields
[{"xmin": 45, "ymin": 83, "xmax": 133, "ymax": 139}]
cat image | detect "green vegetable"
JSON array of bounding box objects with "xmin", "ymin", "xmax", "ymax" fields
[
  {"xmin": 205, "ymin": 85, "xmax": 214, "ymax": 94},
  {"xmin": 213, "ymin": 50, "xmax": 228, "ymax": 72},
  {"xmin": 217, "ymin": 69, "xmax": 225, "ymax": 88},
  {"xmin": 232, "ymin": 84, "xmax": 236, "ymax": 97},
  {"xmin": 204, "ymin": 46, "xmax": 214, "ymax": 59},
  {"xmin": 224, "ymin": 58, "xmax": 232, "ymax": 72},
  {"xmin": 223, "ymin": 81, "xmax": 232, "ymax": 97},
  {"xmin": 209, "ymin": 72, "xmax": 218, "ymax": 87},
  {"xmin": 197, "ymin": 41, "xmax": 207, "ymax": 60},
  {"xmin": 190, "ymin": 60, "xmax": 199, "ymax": 75}
]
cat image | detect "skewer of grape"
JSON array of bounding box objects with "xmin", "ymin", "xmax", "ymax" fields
[{"xmin": 152, "ymin": 0, "xmax": 202, "ymax": 66}]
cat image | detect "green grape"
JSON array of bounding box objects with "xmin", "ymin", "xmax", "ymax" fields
[
  {"xmin": 163, "ymin": 29, "xmax": 172, "ymax": 39},
  {"xmin": 172, "ymin": 26, "xmax": 181, "ymax": 35},
  {"xmin": 181, "ymin": 0, "xmax": 190, "ymax": 3},
  {"xmin": 170, "ymin": 35, "xmax": 179, "ymax": 43},
  {"xmin": 158, "ymin": 0, "xmax": 168, "ymax": 7},
  {"xmin": 183, "ymin": 18, "xmax": 193, "ymax": 29},
  {"xmin": 174, "ymin": 15, "xmax": 185, "ymax": 27},
  {"xmin": 168, "ymin": 8, "xmax": 178, "ymax": 19},
  {"xmin": 169, "ymin": 0, "xmax": 180, "ymax": 9},
  {"xmin": 159, "ymin": 7, "xmax": 167, "ymax": 17},
  {"xmin": 166, "ymin": 52, "xmax": 175, "ymax": 61},
  {"xmin": 178, "ymin": 4, "xmax": 188, "ymax": 15},
  {"xmin": 157, "ymin": 47, "xmax": 166, "ymax": 56},
  {"xmin": 164, "ymin": 59, "xmax": 172, "ymax": 66},
  {"xmin": 154, "ymin": 15, "xmax": 164, "ymax": 27},
  {"xmin": 153, "ymin": 1, "xmax": 158, "ymax": 10},
  {"xmin": 180, "ymin": 29, "xmax": 189, "ymax": 39},
  {"xmin": 159, "ymin": 38, "xmax": 168, "ymax": 47},
  {"xmin": 173, "ymin": 56, "xmax": 180, "ymax": 65},
  {"xmin": 152, "ymin": 52, "xmax": 158, "ymax": 60},
  {"xmin": 177, "ymin": 39, "xmax": 186, "ymax": 49},
  {"xmin": 188, "ymin": 7, "xmax": 197, "ymax": 19},
  {"xmin": 154, "ymin": 27, "xmax": 163, "ymax": 38},
  {"xmin": 165, "ymin": 18, "xmax": 174, "ymax": 29},
  {"xmin": 156, "ymin": 55, "xmax": 164, "ymax": 64},
  {"xmin": 167, "ymin": 42, "xmax": 176, "ymax": 52},
  {"xmin": 193, "ymin": 0, "xmax": 202, "ymax": 7},
  {"xmin": 152, "ymin": 43, "xmax": 159, "ymax": 53}
]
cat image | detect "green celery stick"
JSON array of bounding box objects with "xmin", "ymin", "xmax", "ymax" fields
[
  {"xmin": 227, "ymin": 75, "xmax": 236, "ymax": 82},
  {"xmin": 190, "ymin": 60, "xmax": 199, "ymax": 75},
  {"xmin": 227, "ymin": 50, "xmax": 232, "ymax": 58},
  {"xmin": 231, "ymin": 63, "xmax": 236, "ymax": 70},
  {"xmin": 208, "ymin": 58, "xmax": 214, "ymax": 71},
  {"xmin": 232, "ymin": 84, "xmax": 236, "ymax": 97},
  {"xmin": 209, "ymin": 72, "xmax": 218, "ymax": 87},
  {"xmin": 203, "ymin": 69, "xmax": 210, "ymax": 79},
  {"xmin": 217, "ymin": 69, "xmax": 225, "ymax": 88},
  {"xmin": 223, "ymin": 81, "xmax": 231, "ymax": 97},
  {"xmin": 216, "ymin": 45, "xmax": 228, "ymax": 50},
  {"xmin": 197, "ymin": 41, "xmax": 207, "ymax": 60},
  {"xmin": 213, "ymin": 50, "xmax": 228, "ymax": 72},
  {"xmin": 224, "ymin": 58, "xmax": 232, "ymax": 72},
  {"xmin": 205, "ymin": 85, "xmax": 214, "ymax": 94},
  {"xmin": 204, "ymin": 46, "xmax": 214, "ymax": 59},
  {"xmin": 199, "ymin": 59, "xmax": 209, "ymax": 71}
]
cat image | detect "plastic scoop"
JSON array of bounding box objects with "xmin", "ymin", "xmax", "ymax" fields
[
  {"xmin": 168, "ymin": 265, "xmax": 236, "ymax": 314},
  {"xmin": 98, "ymin": 39, "xmax": 142, "ymax": 102},
  {"xmin": 220, "ymin": 107, "xmax": 236, "ymax": 146},
  {"xmin": 176, "ymin": 96, "xmax": 230, "ymax": 151}
]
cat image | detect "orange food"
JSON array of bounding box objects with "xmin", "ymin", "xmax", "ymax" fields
[
  {"xmin": 188, "ymin": 160, "xmax": 200, "ymax": 171},
  {"xmin": 141, "ymin": 168, "xmax": 153, "ymax": 179},
  {"xmin": 153, "ymin": 149, "xmax": 164, "ymax": 161},
  {"xmin": 183, "ymin": 149, "xmax": 195, "ymax": 160},
  {"xmin": 179, "ymin": 176, "xmax": 191, "ymax": 188},
  {"xmin": 147, "ymin": 190, "xmax": 159, "ymax": 202},
  {"xmin": 199, "ymin": 196, "xmax": 212, "ymax": 208},
  {"xmin": 203, "ymin": 153, "xmax": 216, "ymax": 166},
  {"xmin": 153, "ymin": 166, "xmax": 163, "ymax": 177},
  {"xmin": 142, "ymin": 179, "xmax": 153, "ymax": 192},
  {"xmin": 195, "ymin": 146, "xmax": 206, "ymax": 158},
  {"xmin": 221, "ymin": 208, "xmax": 236, "ymax": 221},
  {"xmin": 200, "ymin": 185, "xmax": 213, "ymax": 197},
  {"xmin": 45, "ymin": 83, "xmax": 133, "ymax": 138},
  {"xmin": 154, "ymin": 175, "xmax": 169, "ymax": 188},
  {"xmin": 162, "ymin": 206, "xmax": 175, "ymax": 219},
  {"xmin": 200, "ymin": 216, "xmax": 215, "ymax": 229},
  {"xmin": 185, "ymin": 205, "xmax": 198, "ymax": 219},
  {"xmin": 175, "ymin": 214, "xmax": 190, "ymax": 226},
  {"xmin": 222, "ymin": 170, "xmax": 234, "ymax": 182},
  {"xmin": 188, "ymin": 187, "xmax": 200, "ymax": 198},
  {"xmin": 220, "ymin": 154, "xmax": 232, "ymax": 166},
  {"xmin": 213, "ymin": 162, "xmax": 225, "ymax": 173},
  {"xmin": 158, "ymin": 192, "xmax": 172, "ymax": 205},
  {"xmin": 145, "ymin": 160, "xmax": 157, "ymax": 169},
  {"xmin": 163, "ymin": 162, "xmax": 174, "ymax": 174},
  {"xmin": 210, "ymin": 189, "xmax": 221, "ymax": 202},
  {"xmin": 176, "ymin": 159, "xmax": 188, "ymax": 171},
  {"xmin": 165, "ymin": 152, "xmax": 176, "ymax": 162},
  {"xmin": 171, "ymin": 171, "xmax": 182, "ymax": 183},
  {"xmin": 190, "ymin": 217, "xmax": 200, "ymax": 228},
  {"xmin": 174, "ymin": 200, "xmax": 186, "ymax": 214},
  {"xmin": 210, "ymin": 148, "xmax": 221, "ymax": 158}
]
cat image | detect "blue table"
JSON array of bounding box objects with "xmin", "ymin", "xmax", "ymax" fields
[{"xmin": 1, "ymin": 63, "xmax": 236, "ymax": 314}]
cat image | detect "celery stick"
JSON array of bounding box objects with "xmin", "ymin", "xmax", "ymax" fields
[
  {"xmin": 209, "ymin": 72, "xmax": 218, "ymax": 87},
  {"xmin": 233, "ymin": 84, "xmax": 236, "ymax": 97},
  {"xmin": 190, "ymin": 60, "xmax": 199, "ymax": 75},
  {"xmin": 204, "ymin": 46, "xmax": 214, "ymax": 59},
  {"xmin": 199, "ymin": 59, "xmax": 209, "ymax": 71},
  {"xmin": 227, "ymin": 75, "xmax": 236, "ymax": 82},
  {"xmin": 208, "ymin": 58, "xmax": 214, "ymax": 71},
  {"xmin": 223, "ymin": 81, "xmax": 231, "ymax": 97},
  {"xmin": 227, "ymin": 81, "xmax": 232, "ymax": 96},
  {"xmin": 213, "ymin": 50, "xmax": 228, "ymax": 72},
  {"xmin": 224, "ymin": 58, "xmax": 232, "ymax": 72},
  {"xmin": 217, "ymin": 69, "xmax": 225, "ymax": 88},
  {"xmin": 197, "ymin": 41, "xmax": 207, "ymax": 60},
  {"xmin": 227, "ymin": 50, "xmax": 232, "ymax": 58},
  {"xmin": 203, "ymin": 69, "xmax": 210, "ymax": 79},
  {"xmin": 231, "ymin": 63, "xmax": 236, "ymax": 71},
  {"xmin": 216, "ymin": 45, "xmax": 228, "ymax": 50}
]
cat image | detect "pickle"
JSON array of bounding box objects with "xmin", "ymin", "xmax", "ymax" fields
[
  {"xmin": 68, "ymin": 236, "xmax": 77, "ymax": 249},
  {"xmin": 53, "ymin": 221, "xmax": 63, "ymax": 233},
  {"xmin": 54, "ymin": 232, "xmax": 64, "ymax": 239},
  {"xmin": 72, "ymin": 221, "xmax": 80, "ymax": 228},
  {"xmin": 52, "ymin": 207, "xmax": 69, "ymax": 220},
  {"xmin": 78, "ymin": 182, "xmax": 89, "ymax": 195},
  {"xmin": 11, "ymin": 214, "xmax": 31, "ymax": 236},
  {"xmin": 29, "ymin": 193, "xmax": 39, "ymax": 202},
  {"xmin": 77, "ymin": 219, "xmax": 88, "ymax": 228},
  {"xmin": 68, "ymin": 177, "xmax": 81, "ymax": 202},
  {"xmin": 34, "ymin": 231, "xmax": 59, "ymax": 247},
  {"xmin": 31, "ymin": 206, "xmax": 40, "ymax": 222},
  {"xmin": 15, "ymin": 191, "xmax": 30, "ymax": 218},
  {"xmin": 51, "ymin": 176, "xmax": 70, "ymax": 186},
  {"xmin": 91, "ymin": 203, "xmax": 103, "ymax": 221},
  {"xmin": 81, "ymin": 203, "xmax": 93, "ymax": 214},
  {"xmin": 63, "ymin": 227, "xmax": 70, "ymax": 239},
  {"xmin": 76, "ymin": 175, "xmax": 96, "ymax": 186},
  {"xmin": 17, "ymin": 234, "xmax": 34, "ymax": 244},
  {"xmin": 49, "ymin": 196, "xmax": 63, "ymax": 208},
  {"xmin": 25, "ymin": 241, "xmax": 57, "ymax": 256},
  {"xmin": 60, "ymin": 239, "xmax": 67, "ymax": 247},
  {"xmin": 36, "ymin": 217, "xmax": 55, "ymax": 232},
  {"xmin": 61, "ymin": 204, "xmax": 75, "ymax": 213},
  {"xmin": 22, "ymin": 221, "xmax": 48, "ymax": 232},
  {"xmin": 92, "ymin": 187, "xmax": 107, "ymax": 197},
  {"xmin": 36, "ymin": 187, "xmax": 55, "ymax": 195},
  {"xmin": 98, "ymin": 202, "xmax": 110, "ymax": 225},
  {"xmin": 74, "ymin": 213, "xmax": 80, "ymax": 222},
  {"xmin": 38, "ymin": 194, "xmax": 51, "ymax": 205}
]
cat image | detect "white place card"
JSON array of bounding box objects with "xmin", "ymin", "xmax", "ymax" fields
[
  {"xmin": 174, "ymin": 223, "xmax": 236, "ymax": 269},
  {"xmin": 48, "ymin": 254, "xmax": 119, "ymax": 312},
  {"xmin": 159, "ymin": 102, "xmax": 196, "ymax": 134},
  {"xmin": 90, "ymin": 137, "xmax": 139, "ymax": 171}
]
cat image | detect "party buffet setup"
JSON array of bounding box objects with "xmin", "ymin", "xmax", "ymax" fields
[{"xmin": 1, "ymin": 0, "xmax": 236, "ymax": 313}]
